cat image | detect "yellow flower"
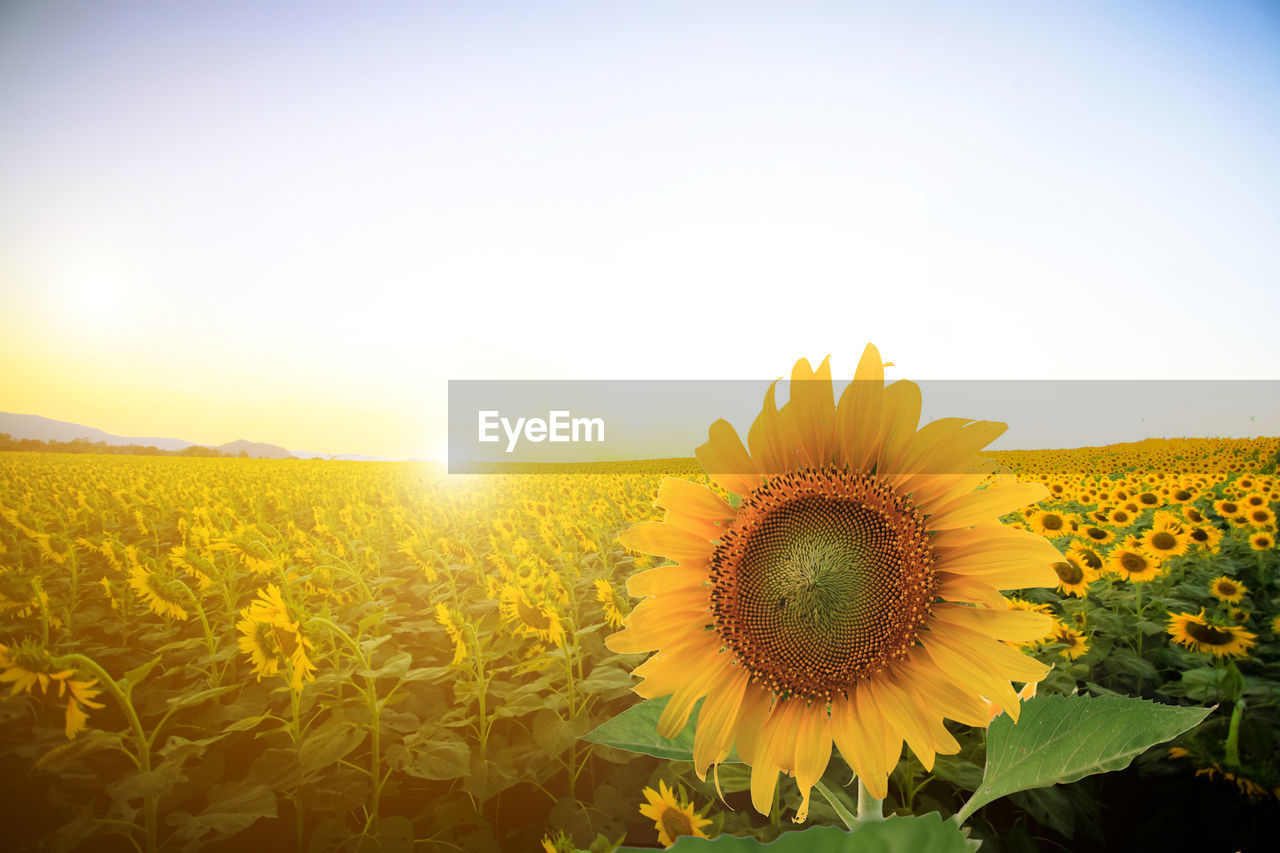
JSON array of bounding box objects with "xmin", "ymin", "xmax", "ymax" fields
[
  {"xmin": 1108, "ymin": 537, "xmax": 1163, "ymax": 582},
  {"xmin": 127, "ymin": 565, "xmax": 190, "ymax": 621},
  {"xmin": 1050, "ymin": 557, "xmax": 1091, "ymax": 597},
  {"xmin": 236, "ymin": 585, "xmax": 316, "ymax": 690},
  {"xmin": 1049, "ymin": 621, "xmax": 1090, "ymax": 660},
  {"xmin": 1167, "ymin": 610, "xmax": 1256, "ymax": 659},
  {"xmin": 638, "ymin": 780, "xmax": 712, "ymax": 847},
  {"xmin": 435, "ymin": 603, "xmax": 468, "ymax": 665},
  {"xmin": 1029, "ymin": 510, "xmax": 1071, "ymax": 538},
  {"xmin": 594, "ymin": 578, "xmax": 628, "ymax": 628},
  {"xmin": 499, "ymin": 585, "xmax": 566, "ymax": 647},
  {"xmin": 607, "ymin": 348, "xmax": 1056, "ymax": 820},
  {"xmin": 1209, "ymin": 576, "xmax": 1247, "ymax": 604},
  {"xmin": 1143, "ymin": 520, "xmax": 1189, "ymax": 560},
  {"xmin": 0, "ymin": 641, "xmax": 105, "ymax": 739}
]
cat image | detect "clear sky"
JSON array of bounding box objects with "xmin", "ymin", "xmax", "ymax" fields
[{"xmin": 1, "ymin": 1, "xmax": 1277, "ymax": 459}]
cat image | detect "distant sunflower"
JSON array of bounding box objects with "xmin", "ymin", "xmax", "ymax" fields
[
  {"xmin": 593, "ymin": 578, "xmax": 629, "ymax": 628},
  {"xmin": 638, "ymin": 780, "xmax": 713, "ymax": 847},
  {"xmin": 1181, "ymin": 506, "xmax": 1206, "ymax": 525},
  {"xmin": 0, "ymin": 640, "xmax": 104, "ymax": 738},
  {"xmin": 1030, "ymin": 510, "xmax": 1071, "ymax": 538},
  {"xmin": 609, "ymin": 347, "xmax": 1056, "ymax": 819},
  {"xmin": 1108, "ymin": 538, "xmax": 1162, "ymax": 582},
  {"xmin": 1049, "ymin": 622, "xmax": 1090, "ymax": 660},
  {"xmin": 1143, "ymin": 522, "xmax": 1189, "ymax": 561},
  {"xmin": 1080, "ymin": 525, "xmax": 1116, "ymax": 546},
  {"xmin": 1250, "ymin": 532, "xmax": 1274, "ymax": 551},
  {"xmin": 1167, "ymin": 610, "xmax": 1256, "ymax": 658},
  {"xmin": 499, "ymin": 584, "xmax": 566, "ymax": 647},
  {"xmin": 1108, "ymin": 506, "xmax": 1136, "ymax": 526},
  {"xmin": 1066, "ymin": 542, "xmax": 1105, "ymax": 576},
  {"xmin": 236, "ymin": 585, "xmax": 317, "ymax": 690},
  {"xmin": 127, "ymin": 565, "xmax": 190, "ymax": 621},
  {"xmin": 1215, "ymin": 499, "xmax": 1241, "ymax": 519},
  {"xmin": 1050, "ymin": 557, "xmax": 1091, "ymax": 597},
  {"xmin": 1186, "ymin": 525, "xmax": 1222, "ymax": 552},
  {"xmin": 1246, "ymin": 507, "xmax": 1275, "ymax": 528},
  {"xmin": 1209, "ymin": 576, "xmax": 1247, "ymax": 604},
  {"xmin": 435, "ymin": 603, "xmax": 469, "ymax": 665}
]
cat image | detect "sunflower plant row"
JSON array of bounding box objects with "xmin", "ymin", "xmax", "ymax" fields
[{"xmin": 1, "ymin": 369, "xmax": 1278, "ymax": 851}]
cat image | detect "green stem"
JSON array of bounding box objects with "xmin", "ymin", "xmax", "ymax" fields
[
  {"xmin": 291, "ymin": 690, "xmax": 305, "ymax": 851},
  {"xmin": 562, "ymin": 640, "xmax": 577, "ymax": 719},
  {"xmin": 1135, "ymin": 583, "xmax": 1144, "ymax": 658},
  {"xmin": 56, "ymin": 653, "xmax": 157, "ymax": 853},
  {"xmin": 1224, "ymin": 698, "xmax": 1244, "ymax": 769},
  {"xmin": 857, "ymin": 778, "xmax": 883, "ymax": 821},
  {"xmin": 365, "ymin": 679, "xmax": 382, "ymax": 836},
  {"xmin": 812, "ymin": 781, "xmax": 856, "ymax": 830}
]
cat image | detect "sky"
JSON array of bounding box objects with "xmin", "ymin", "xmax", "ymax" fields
[{"xmin": 1, "ymin": 1, "xmax": 1277, "ymax": 460}]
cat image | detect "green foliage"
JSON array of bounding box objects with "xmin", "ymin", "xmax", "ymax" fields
[{"xmin": 956, "ymin": 695, "xmax": 1211, "ymax": 821}]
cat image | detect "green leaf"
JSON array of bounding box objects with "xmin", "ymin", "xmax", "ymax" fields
[
  {"xmin": 357, "ymin": 650, "xmax": 413, "ymax": 681},
  {"xmin": 298, "ymin": 721, "xmax": 368, "ymax": 774},
  {"xmin": 582, "ymin": 696, "xmax": 741, "ymax": 763},
  {"xmin": 119, "ymin": 655, "xmax": 163, "ymax": 698},
  {"xmin": 166, "ymin": 782, "xmax": 277, "ymax": 843},
  {"xmin": 955, "ymin": 694, "xmax": 1211, "ymax": 822},
  {"xmin": 389, "ymin": 736, "xmax": 471, "ymax": 781},
  {"xmin": 636, "ymin": 814, "xmax": 977, "ymax": 851},
  {"xmin": 578, "ymin": 665, "xmax": 637, "ymax": 695},
  {"xmin": 35, "ymin": 730, "xmax": 124, "ymax": 772},
  {"xmin": 166, "ymin": 684, "xmax": 238, "ymax": 710}
]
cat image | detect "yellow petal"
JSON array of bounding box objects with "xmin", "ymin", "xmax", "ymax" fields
[
  {"xmin": 695, "ymin": 419, "xmax": 764, "ymax": 497},
  {"xmin": 693, "ymin": 665, "xmax": 751, "ymax": 778},
  {"xmin": 617, "ymin": 521, "xmax": 714, "ymax": 563},
  {"xmin": 834, "ymin": 346, "xmax": 886, "ymax": 472},
  {"xmin": 748, "ymin": 380, "xmax": 792, "ymax": 477},
  {"xmin": 787, "ymin": 356, "xmax": 835, "ymax": 469},
  {"xmin": 655, "ymin": 478, "xmax": 737, "ymax": 523},
  {"xmin": 626, "ymin": 563, "xmax": 709, "ymax": 598},
  {"xmin": 876, "ymin": 380, "xmax": 923, "ymax": 476},
  {"xmin": 927, "ymin": 483, "xmax": 1050, "ymax": 530}
]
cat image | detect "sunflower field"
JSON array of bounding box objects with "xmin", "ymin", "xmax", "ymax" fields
[{"xmin": 2, "ymin": 428, "xmax": 1279, "ymax": 851}]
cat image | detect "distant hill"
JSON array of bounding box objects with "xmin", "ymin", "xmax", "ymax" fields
[
  {"xmin": 215, "ymin": 439, "xmax": 295, "ymax": 459},
  {"xmin": 0, "ymin": 413, "xmax": 301, "ymax": 459},
  {"xmin": 0, "ymin": 413, "xmax": 194, "ymax": 451}
]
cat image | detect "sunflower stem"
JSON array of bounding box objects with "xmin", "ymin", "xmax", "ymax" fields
[
  {"xmin": 1134, "ymin": 583, "xmax": 1144, "ymax": 658},
  {"xmin": 813, "ymin": 781, "xmax": 856, "ymax": 830},
  {"xmin": 857, "ymin": 778, "xmax": 883, "ymax": 821},
  {"xmin": 1224, "ymin": 697, "xmax": 1245, "ymax": 769},
  {"xmin": 55, "ymin": 652, "xmax": 157, "ymax": 853}
]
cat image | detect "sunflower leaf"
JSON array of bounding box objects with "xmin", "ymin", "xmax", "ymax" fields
[
  {"xmin": 630, "ymin": 813, "xmax": 979, "ymax": 851},
  {"xmin": 582, "ymin": 696, "xmax": 741, "ymax": 763},
  {"xmin": 955, "ymin": 694, "xmax": 1212, "ymax": 823}
]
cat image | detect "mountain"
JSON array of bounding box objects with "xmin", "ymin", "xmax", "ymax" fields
[
  {"xmin": 215, "ymin": 439, "xmax": 295, "ymax": 459},
  {"xmin": 0, "ymin": 413, "xmax": 301, "ymax": 459},
  {"xmin": 0, "ymin": 413, "xmax": 194, "ymax": 451}
]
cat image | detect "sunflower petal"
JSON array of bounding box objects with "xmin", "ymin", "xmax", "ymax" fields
[{"xmin": 696, "ymin": 419, "xmax": 764, "ymax": 497}]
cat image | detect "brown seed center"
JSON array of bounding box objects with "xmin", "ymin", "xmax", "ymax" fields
[
  {"xmin": 660, "ymin": 807, "xmax": 694, "ymax": 840},
  {"xmin": 1186, "ymin": 621, "xmax": 1234, "ymax": 646},
  {"xmin": 708, "ymin": 467, "xmax": 936, "ymax": 701}
]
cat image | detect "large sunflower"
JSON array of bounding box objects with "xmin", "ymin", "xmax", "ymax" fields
[{"xmin": 607, "ymin": 347, "xmax": 1057, "ymax": 821}]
